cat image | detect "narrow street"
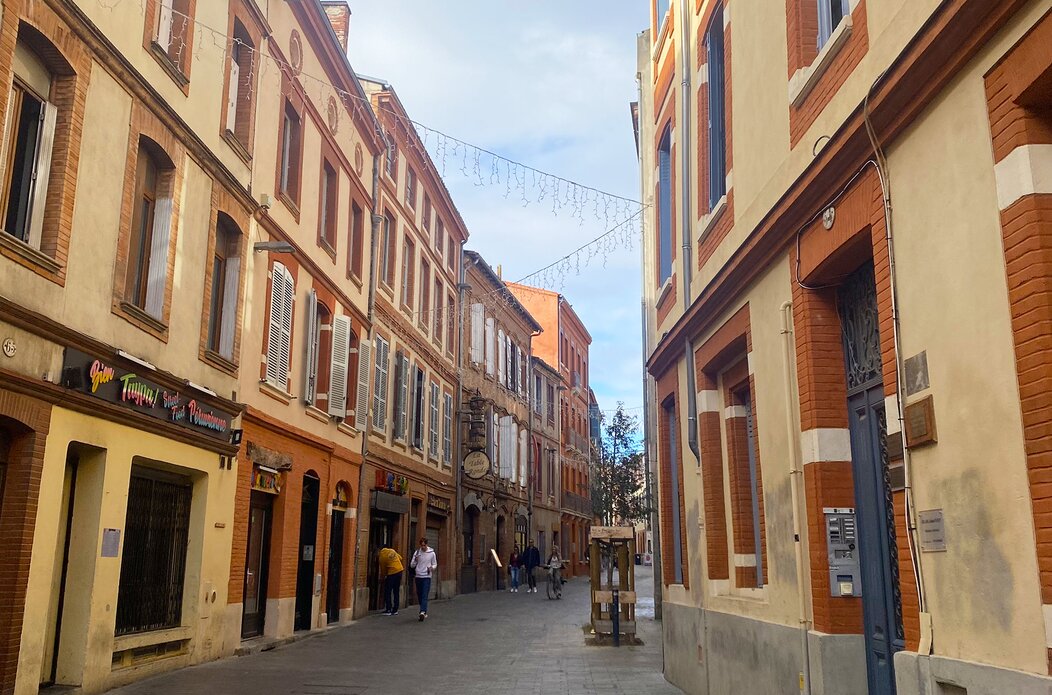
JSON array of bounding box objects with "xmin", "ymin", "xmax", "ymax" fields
[{"xmin": 110, "ymin": 567, "xmax": 680, "ymax": 695}]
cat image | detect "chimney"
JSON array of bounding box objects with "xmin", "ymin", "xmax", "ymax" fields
[{"xmin": 322, "ymin": 1, "xmax": 351, "ymax": 53}]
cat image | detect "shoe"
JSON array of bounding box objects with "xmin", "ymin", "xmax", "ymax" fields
[
  {"xmin": 381, "ymin": 611, "xmax": 391, "ymax": 616},
  {"xmin": 419, "ymin": 612, "xmax": 427, "ymax": 621},
  {"xmin": 390, "ymin": 611, "xmax": 399, "ymax": 616},
  {"xmin": 509, "ymin": 589, "xmax": 514, "ymax": 592}
]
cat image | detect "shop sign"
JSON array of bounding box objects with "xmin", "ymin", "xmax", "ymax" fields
[
  {"xmin": 463, "ymin": 450, "xmax": 490, "ymax": 479},
  {"xmin": 61, "ymin": 348, "xmax": 233, "ymax": 440},
  {"xmin": 251, "ymin": 466, "xmax": 282, "ymax": 495},
  {"xmin": 374, "ymin": 469, "xmax": 409, "ymax": 495},
  {"xmin": 427, "ymin": 493, "xmax": 451, "ymax": 516},
  {"xmin": 372, "ymin": 490, "xmax": 410, "ymax": 514}
]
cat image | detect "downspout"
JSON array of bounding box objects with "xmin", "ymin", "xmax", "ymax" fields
[
  {"xmin": 352, "ymin": 134, "xmax": 387, "ymax": 613},
  {"xmin": 637, "ymin": 66, "xmax": 662, "ymax": 620},
  {"xmin": 527, "ymin": 329, "xmax": 542, "ymax": 543},
  {"xmin": 781, "ymin": 301, "xmax": 812, "ymax": 695},
  {"xmin": 454, "ymin": 239, "xmax": 468, "ymax": 588},
  {"xmin": 678, "ymin": 0, "xmax": 699, "ymax": 466}
]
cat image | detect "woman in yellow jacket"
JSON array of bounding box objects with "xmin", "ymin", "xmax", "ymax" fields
[{"xmin": 378, "ymin": 544, "xmax": 404, "ymax": 615}]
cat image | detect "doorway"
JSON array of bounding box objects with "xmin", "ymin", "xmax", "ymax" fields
[
  {"xmin": 460, "ymin": 507, "xmax": 477, "ymax": 593},
  {"xmin": 242, "ymin": 491, "xmax": 273, "ymax": 638},
  {"xmin": 367, "ymin": 512, "xmax": 396, "ymax": 610},
  {"xmin": 838, "ymin": 263, "xmax": 903, "ymax": 695},
  {"xmin": 295, "ymin": 474, "xmax": 320, "ymax": 632},
  {"xmin": 326, "ymin": 508, "xmax": 345, "ymax": 624}
]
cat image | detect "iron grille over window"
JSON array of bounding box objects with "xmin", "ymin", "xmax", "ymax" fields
[
  {"xmin": 115, "ymin": 468, "xmax": 192, "ymax": 635},
  {"xmin": 837, "ymin": 262, "xmax": 882, "ymax": 391}
]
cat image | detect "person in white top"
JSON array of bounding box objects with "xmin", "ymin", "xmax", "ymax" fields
[{"xmin": 410, "ymin": 537, "xmax": 438, "ymax": 621}]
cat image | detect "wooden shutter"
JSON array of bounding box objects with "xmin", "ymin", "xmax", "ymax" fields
[
  {"xmin": 373, "ymin": 337, "xmax": 389, "ymax": 431},
  {"xmin": 485, "ymin": 317, "xmax": 495, "ymax": 375},
  {"xmin": 429, "ymin": 382, "xmax": 439, "ymax": 457},
  {"xmin": 397, "ymin": 353, "xmax": 409, "ymax": 440},
  {"xmin": 218, "ymin": 255, "xmax": 240, "ymax": 359},
  {"xmin": 266, "ymin": 263, "xmax": 293, "ymax": 391},
  {"xmin": 329, "ymin": 315, "xmax": 351, "ymax": 418},
  {"xmin": 144, "ymin": 197, "xmax": 173, "ymax": 318},
  {"xmin": 471, "ymin": 303, "xmax": 484, "ymax": 363},
  {"xmin": 157, "ymin": 0, "xmax": 174, "ymax": 49},
  {"xmin": 443, "ymin": 393, "xmax": 453, "ymax": 463},
  {"xmin": 354, "ymin": 337, "xmax": 371, "ymax": 430},
  {"xmin": 26, "ymin": 101, "xmax": 56, "ymax": 250},
  {"xmin": 226, "ymin": 55, "xmax": 240, "ymax": 132},
  {"xmin": 497, "ymin": 329, "xmax": 506, "ymax": 385},
  {"xmin": 303, "ymin": 289, "xmax": 319, "ymax": 405}
]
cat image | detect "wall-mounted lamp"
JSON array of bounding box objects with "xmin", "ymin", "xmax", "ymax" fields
[{"xmin": 253, "ymin": 241, "xmax": 296, "ymax": 254}]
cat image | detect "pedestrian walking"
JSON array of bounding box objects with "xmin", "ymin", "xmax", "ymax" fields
[
  {"xmin": 508, "ymin": 545, "xmax": 522, "ymax": 592},
  {"xmin": 521, "ymin": 539, "xmax": 541, "ymax": 593},
  {"xmin": 378, "ymin": 544, "xmax": 404, "ymax": 616},
  {"xmin": 547, "ymin": 545, "xmax": 564, "ymax": 598},
  {"xmin": 410, "ymin": 537, "xmax": 437, "ymax": 621}
]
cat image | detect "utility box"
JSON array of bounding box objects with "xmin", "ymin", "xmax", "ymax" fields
[{"xmin": 824, "ymin": 507, "xmax": 861, "ymax": 597}]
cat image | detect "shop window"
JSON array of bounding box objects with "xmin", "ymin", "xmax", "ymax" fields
[
  {"xmin": 349, "ymin": 201, "xmax": 364, "ymax": 280},
  {"xmin": 150, "ymin": 0, "xmax": 193, "ymax": 79},
  {"xmin": 319, "ymin": 160, "xmax": 337, "ymax": 250},
  {"xmin": 656, "ymin": 127, "xmax": 672, "ymax": 285},
  {"xmin": 264, "ymin": 261, "xmax": 294, "ymax": 391},
  {"xmin": 278, "ymin": 100, "xmax": 302, "ymax": 205},
  {"xmin": 371, "ymin": 336, "xmax": 390, "ymax": 431},
  {"xmin": 429, "ymin": 380, "xmax": 440, "ymax": 459},
  {"xmin": 400, "ymin": 238, "xmax": 415, "ymax": 310},
  {"xmin": 125, "ymin": 139, "xmax": 175, "ymax": 318},
  {"xmin": 379, "ymin": 211, "xmax": 395, "ymax": 286},
  {"xmin": 410, "ymin": 366, "xmax": 425, "ymax": 450},
  {"xmin": 818, "ymin": 0, "xmax": 850, "ymax": 50},
  {"xmin": 224, "ymin": 19, "xmax": 256, "ymax": 151},
  {"xmin": 206, "ymin": 214, "xmax": 241, "ymax": 360},
  {"xmin": 2, "ymin": 39, "xmax": 57, "ymax": 250},
  {"xmin": 115, "ymin": 467, "xmax": 192, "ymax": 635}
]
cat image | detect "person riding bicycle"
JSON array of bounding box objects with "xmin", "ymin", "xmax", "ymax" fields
[{"xmin": 546, "ymin": 547, "xmax": 564, "ymax": 598}]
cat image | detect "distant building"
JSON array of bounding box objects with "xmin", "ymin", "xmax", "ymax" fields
[{"xmin": 588, "ymin": 388, "xmax": 602, "ymax": 452}]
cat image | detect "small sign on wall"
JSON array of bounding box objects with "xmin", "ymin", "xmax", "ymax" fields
[
  {"xmin": 918, "ymin": 509, "xmax": 946, "ymax": 552},
  {"xmin": 101, "ymin": 528, "xmax": 121, "ymax": 557},
  {"xmin": 904, "ymin": 395, "xmax": 937, "ymax": 449}
]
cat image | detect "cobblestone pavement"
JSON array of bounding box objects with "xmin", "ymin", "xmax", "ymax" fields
[{"xmin": 111, "ymin": 566, "xmax": 681, "ymax": 695}]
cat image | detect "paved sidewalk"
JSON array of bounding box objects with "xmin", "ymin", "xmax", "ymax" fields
[{"xmin": 111, "ymin": 566, "xmax": 680, "ymax": 695}]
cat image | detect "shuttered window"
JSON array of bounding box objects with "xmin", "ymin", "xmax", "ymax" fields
[
  {"xmin": 442, "ymin": 393, "xmax": 453, "ymax": 465},
  {"xmin": 657, "ymin": 128, "xmax": 672, "ymax": 286},
  {"xmin": 707, "ymin": 5, "xmax": 727, "ymax": 209},
  {"xmin": 354, "ymin": 337, "xmax": 371, "ymax": 430},
  {"xmin": 470, "ymin": 303, "xmax": 484, "ymax": 364},
  {"xmin": 329, "ymin": 315, "xmax": 351, "ymax": 418},
  {"xmin": 303, "ymin": 289, "xmax": 320, "ymax": 405},
  {"xmin": 817, "ymin": 0, "xmax": 850, "ymax": 49},
  {"xmin": 429, "ymin": 381, "xmax": 440, "ymax": 459},
  {"xmin": 265, "ymin": 262, "xmax": 295, "ymax": 391},
  {"xmin": 497, "ymin": 328, "xmax": 506, "ymax": 385},
  {"xmin": 394, "ymin": 350, "xmax": 409, "ymax": 441},
  {"xmin": 372, "ymin": 336, "xmax": 389, "ymax": 431},
  {"xmin": 411, "ymin": 366, "xmax": 425, "ymax": 449},
  {"xmin": 485, "ymin": 317, "xmax": 495, "ymax": 376}
]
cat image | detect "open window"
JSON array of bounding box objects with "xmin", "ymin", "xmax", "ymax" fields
[
  {"xmin": 206, "ymin": 214, "xmax": 242, "ymax": 360},
  {"xmin": 278, "ymin": 99, "xmax": 302, "ymax": 206},
  {"xmin": 150, "ymin": 0, "xmax": 193, "ymax": 80},
  {"xmin": 223, "ymin": 18, "xmax": 256, "ymax": 153},
  {"xmin": 125, "ymin": 138, "xmax": 176, "ymax": 318}
]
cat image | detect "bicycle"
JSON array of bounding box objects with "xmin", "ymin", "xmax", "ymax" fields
[{"xmin": 544, "ymin": 561, "xmax": 565, "ymax": 600}]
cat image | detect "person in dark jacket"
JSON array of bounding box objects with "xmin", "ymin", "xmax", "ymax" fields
[
  {"xmin": 521, "ymin": 539, "xmax": 542, "ymax": 593},
  {"xmin": 508, "ymin": 545, "xmax": 522, "ymax": 592}
]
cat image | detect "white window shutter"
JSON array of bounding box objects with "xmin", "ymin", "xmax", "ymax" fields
[
  {"xmin": 303, "ymin": 289, "xmax": 319, "ymax": 405},
  {"xmin": 226, "ymin": 56, "xmax": 240, "ymax": 132},
  {"xmin": 218, "ymin": 255, "xmax": 240, "ymax": 358},
  {"xmin": 265, "ymin": 264, "xmax": 284, "ymax": 386},
  {"xmin": 485, "ymin": 317, "xmax": 494, "ymax": 376},
  {"xmin": 144, "ymin": 196, "xmax": 173, "ymax": 318},
  {"xmin": 443, "ymin": 393, "xmax": 452, "ymax": 463},
  {"xmin": 429, "ymin": 382, "xmax": 439, "ymax": 457},
  {"xmin": 329, "ymin": 315, "xmax": 351, "ymax": 418},
  {"xmin": 373, "ymin": 337, "xmax": 389, "ymax": 431},
  {"xmin": 497, "ymin": 329, "xmax": 506, "ymax": 385},
  {"xmin": 470, "ymin": 303, "xmax": 484, "ymax": 363},
  {"xmin": 157, "ymin": 0, "xmax": 174, "ymax": 49},
  {"xmin": 279, "ymin": 269, "xmax": 295, "ymax": 391},
  {"xmin": 26, "ymin": 101, "xmax": 56, "ymax": 251},
  {"xmin": 354, "ymin": 337, "xmax": 371, "ymax": 430},
  {"xmin": 398, "ymin": 353, "xmax": 409, "ymax": 440}
]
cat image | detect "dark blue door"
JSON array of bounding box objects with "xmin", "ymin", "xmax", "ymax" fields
[{"xmin": 839, "ymin": 263, "xmax": 903, "ymax": 695}]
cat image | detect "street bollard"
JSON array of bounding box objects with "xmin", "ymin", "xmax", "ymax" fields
[{"xmin": 612, "ymin": 589, "xmax": 620, "ymax": 647}]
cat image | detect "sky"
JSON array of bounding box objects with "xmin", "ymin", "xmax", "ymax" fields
[{"xmin": 346, "ymin": 2, "xmax": 649, "ymax": 423}]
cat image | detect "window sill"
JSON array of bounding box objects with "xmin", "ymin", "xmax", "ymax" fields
[
  {"xmin": 202, "ymin": 349, "xmax": 238, "ymax": 376},
  {"xmin": 259, "ymin": 380, "xmax": 293, "ymax": 404},
  {"xmin": 788, "ymin": 16, "xmax": 853, "ymax": 108},
  {"xmin": 655, "ymin": 277, "xmax": 674, "ymax": 307},
  {"xmin": 319, "ymin": 240, "xmax": 336, "ymax": 263},
  {"xmin": 346, "ymin": 271, "xmax": 364, "ymax": 290},
  {"xmin": 148, "ymin": 42, "xmax": 191, "ymax": 93},
  {"xmin": 277, "ymin": 191, "xmax": 300, "ymax": 221},
  {"xmin": 337, "ymin": 421, "xmax": 360, "ymax": 437},
  {"xmin": 222, "ymin": 129, "xmax": 253, "ymax": 165},
  {"xmin": 0, "ymin": 231, "xmax": 62, "ymax": 276},
  {"xmin": 112, "ymin": 625, "xmax": 193, "ymax": 652},
  {"xmin": 118, "ymin": 301, "xmax": 168, "ymax": 336},
  {"xmin": 697, "ymin": 194, "xmax": 728, "ymax": 244},
  {"xmin": 305, "ymin": 405, "xmax": 330, "ymax": 424}
]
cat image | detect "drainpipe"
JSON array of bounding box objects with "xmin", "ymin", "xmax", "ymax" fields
[
  {"xmin": 352, "ymin": 134, "xmax": 387, "ymax": 614},
  {"xmin": 526, "ymin": 329, "xmax": 542, "ymax": 543},
  {"xmin": 781, "ymin": 301, "xmax": 812, "ymax": 695},
  {"xmin": 454, "ymin": 239, "xmax": 468, "ymax": 588},
  {"xmin": 678, "ymin": 0, "xmax": 699, "ymax": 467}
]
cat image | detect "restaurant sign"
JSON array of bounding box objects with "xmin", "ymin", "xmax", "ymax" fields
[{"xmin": 61, "ymin": 348, "xmax": 233, "ymax": 440}]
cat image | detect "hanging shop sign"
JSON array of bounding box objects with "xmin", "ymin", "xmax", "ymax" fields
[
  {"xmin": 251, "ymin": 466, "xmax": 283, "ymax": 495},
  {"xmin": 374, "ymin": 469, "xmax": 409, "ymax": 495},
  {"xmin": 463, "ymin": 450, "xmax": 491, "ymax": 480},
  {"xmin": 60, "ymin": 348, "xmax": 233, "ymax": 440},
  {"xmin": 427, "ymin": 493, "xmax": 451, "ymax": 516}
]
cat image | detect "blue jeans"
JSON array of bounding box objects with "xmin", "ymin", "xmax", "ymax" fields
[
  {"xmin": 510, "ymin": 567, "xmax": 520, "ymax": 588},
  {"xmin": 383, "ymin": 571, "xmax": 402, "ymax": 613},
  {"xmin": 415, "ymin": 577, "xmax": 431, "ymax": 613}
]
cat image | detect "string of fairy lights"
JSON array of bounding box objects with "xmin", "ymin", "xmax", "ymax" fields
[{"xmin": 92, "ymin": 0, "xmax": 646, "ymax": 326}]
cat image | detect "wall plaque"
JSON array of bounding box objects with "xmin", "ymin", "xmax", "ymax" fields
[
  {"xmin": 904, "ymin": 395, "xmax": 937, "ymax": 449},
  {"xmin": 918, "ymin": 509, "xmax": 946, "ymax": 552}
]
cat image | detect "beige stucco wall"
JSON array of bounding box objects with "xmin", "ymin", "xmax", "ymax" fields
[{"xmin": 16, "ymin": 407, "xmax": 237, "ymax": 694}]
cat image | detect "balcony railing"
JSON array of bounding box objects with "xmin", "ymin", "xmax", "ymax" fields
[{"xmin": 562, "ymin": 491, "xmax": 592, "ymax": 516}]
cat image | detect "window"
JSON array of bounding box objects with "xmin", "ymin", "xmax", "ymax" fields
[
  {"xmin": 443, "ymin": 393, "xmax": 453, "ymax": 465},
  {"xmin": 379, "ymin": 212, "xmax": 395, "ymax": 286},
  {"xmin": 470, "ymin": 303, "xmax": 484, "ymax": 364},
  {"xmin": 115, "ymin": 467, "xmax": 191, "ymax": 635},
  {"xmin": 497, "ymin": 328, "xmax": 506, "ymax": 385},
  {"xmin": 224, "ymin": 19, "xmax": 256, "ymax": 149},
  {"xmin": 349, "ymin": 202, "xmax": 364, "ymax": 280},
  {"xmin": 264, "ymin": 261, "xmax": 294, "ymax": 391},
  {"xmin": 393, "ymin": 350, "xmax": 409, "ymax": 441},
  {"xmin": 726, "ymin": 378, "xmax": 765, "ymax": 588},
  {"xmin": 817, "ymin": 0, "xmax": 850, "ymax": 50},
  {"xmin": 152, "ymin": 0, "xmax": 193, "ymax": 77},
  {"xmin": 2, "ymin": 40, "xmax": 57, "ymax": 250},
  {"xmin": 446, "ymin": 229, "xmax": 455, "ymax": 271},
  {"xmin": 656, "ymin": 0, "xmax": 670, "ymax": 25},
  {"xmin": 657, "ymin": 127, "xmax": 673, "ymax": 285},
  {"xmin": 547, "ymin": 383, "xmax": 555, "ymax": 424},
  {"xmin": 411, "ymin": 366, "xmax": 425, "ymax": 449},
  {"xmin": 422, "ymin": 193, "xmax": 432, "ymax": 237},
  {"xmin": 419, "ymin": 259, "xmax": 431, "ymax": 330},
  {"xmin": 534, "ymin": 375, "xmax": 543, "ymax": 414},
  {"xmin": 547, "ymin": 448, "xmax": 556, "ymax": 497},
  {"xmin": 319, "ymin": 160, "xmax": 337, "ymax": 250},
  {"xmin": 353, "ymin": 332, "xmax": 371, "ymax": 430},
  {"xmin": 303, "ymin": 291, "xmax": 331, "ymax": 408},
  {"xmin": 125, "ymin": 140, "xmax": 175, "ymax": 317},
  {"xmin": 446, "ymin": 292, "xmax": 456, "ymax": 354},
  {"xmin": 485, "ymin": 317, "xmax": 495, "ymax": 376},
  {"xmin": 206, "ymin": 215, "xmax": 241, "ymax": 359},
  {"xmin": 385, "ymin": 136, "xmax": 398, "ymax": 180},
  {"xmin": 328, "ymin": 314, "xmax": 352, "ymax": 419},
  {"xmin": 433, "ymin": 278, "xmax": 443, "ymax": 342},
  {"xmin": 278, "ymin": 100, "xmax": 302, "ymax": 204},
  {"xmin": 660, "ymin": 398, "xmax": 685, "ymax": 585},
  {"xmin": 429, "ymin": 380, "xmax": 440, "ymax": 459},
  {"xmin": 401, "ymin": 238, "xmax": 415, "ymax": 309},
  {"xmin": 707, "ymin": 6, "xmax": 727, "ymax": 209},
  {"xmin": 372, "ymin": 336, "xmax": 390, "ymax": 431},
  {"xmin": 405, "ymin": 166, "xmax": 417, "ymax": 209}
]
